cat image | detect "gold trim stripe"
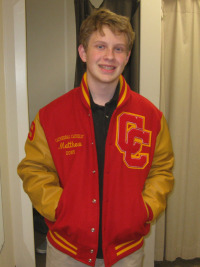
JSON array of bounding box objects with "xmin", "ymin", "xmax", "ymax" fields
[
  {"xmin": 49, "ymin": 231, "xmax": 78, "ymax": 255},
  {"xmin": 81, "ymin": 73, "xmax": 90, "ymax": 107},
  {"xmin": 54, "ymin": 232, "xmax": 78, "ymax": 250},
  {"xmin": 115, "ymin": 240, "xmax": 134, "ymax": 250},
  {"xmin": 115, "ymin": 237, "xmax": 143, "ymax": 256},
  {"xmin": 119, "ymin": 75, "xmax": 123, "ymax": 94},
  {"xmin": 117, "ymin": 76, "xmax": 127, "ymax": 107}
]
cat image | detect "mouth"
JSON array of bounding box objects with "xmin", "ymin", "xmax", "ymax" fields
[{"xmin": 99, "ymin": 64, "xmax": 116, "ymax": 71}]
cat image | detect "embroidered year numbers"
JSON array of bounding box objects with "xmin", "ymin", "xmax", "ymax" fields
[{"xmin": 116, "ymin": 112, "xmax": 152, "ymax": 169}]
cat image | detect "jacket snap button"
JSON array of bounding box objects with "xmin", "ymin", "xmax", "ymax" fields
[
  {"xmin": 91, "ymin": 228, "xmax": 95, "ymax": 232},
  {"xmin": 92, "ymin": 170, "xmax": 96, "ymax": 174},
  {"xmin": 88, "ymin": 259, "xmax": 92, "ymax": 263},
  {"xmin": 92, "ymin": 199, "xmax": 97, "ymax": 204},
  {"xmin": 90, "ymin": 249, "xmax": 94, "ymax": 254}
]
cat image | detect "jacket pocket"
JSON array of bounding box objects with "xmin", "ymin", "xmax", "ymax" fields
[
  {"xmin": 133, "ymin": 194, "xmax": 151, "ymax": 236},
  {"xmin": 55, "ymin": 188, "xmax": 64, "ymax": 220},
  {"xmin": 141, "ymin": 195, "xmax": 153, "ymax": 224}
]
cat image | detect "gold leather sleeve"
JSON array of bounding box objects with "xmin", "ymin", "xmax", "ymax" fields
[
  {"xmin": 142, "ymin": 115, "xmax": 174, "ymax": 221},
  {"xmin": 17, "ymin": 113, "xmax": 63, "ymax": 222}
]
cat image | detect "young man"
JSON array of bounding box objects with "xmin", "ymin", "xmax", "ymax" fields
[{"xmin": 18, "ymin": 9, "xmax": 174, "ymax": 267}]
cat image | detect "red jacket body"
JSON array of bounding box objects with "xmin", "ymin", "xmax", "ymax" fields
[{"xmin": 18, "ymin": 74, "xmax": 174, "ymax": 267}]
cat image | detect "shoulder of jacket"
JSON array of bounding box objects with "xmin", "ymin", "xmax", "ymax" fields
[{"xmin": 127, "ymin": 89, "xmax": 162, "ymax": 118}]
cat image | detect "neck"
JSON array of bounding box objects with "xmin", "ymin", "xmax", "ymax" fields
[
  {"xmin": 87, "ymin": 78, "xmax": 119, "ymax": 106},
  {"xmin": 90, "ymin": 88, "xmax": 115, "ymax": 106}
]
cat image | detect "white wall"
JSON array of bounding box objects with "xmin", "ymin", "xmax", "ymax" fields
[{"xmin": 26, "ymin": 0, "xmax": 76, "ymax": 123}]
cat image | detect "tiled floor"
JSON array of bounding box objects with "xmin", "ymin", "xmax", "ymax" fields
[{"xmin": 35, "ymin": 231, "xmax": 200, "ymax": 267}]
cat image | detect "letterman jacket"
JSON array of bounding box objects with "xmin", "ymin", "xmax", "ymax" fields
[{"xmin": 17, "ymin": 73, "xmax": 174, "ymax": 267}]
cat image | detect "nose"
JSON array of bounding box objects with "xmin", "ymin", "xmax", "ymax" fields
[{"xmin": 104, "ymin": 48, "xmax": 114, "ymax": 60}]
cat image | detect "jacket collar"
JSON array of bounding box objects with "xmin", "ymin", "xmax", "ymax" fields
[{"xmin": 80, "ymin": 72, "xmax": 129, "ymax": 109}]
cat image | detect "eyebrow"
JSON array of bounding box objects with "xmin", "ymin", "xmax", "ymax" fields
[{"xmin": 93, "ymin": 41, "xmax": 127, "ymax": 47}]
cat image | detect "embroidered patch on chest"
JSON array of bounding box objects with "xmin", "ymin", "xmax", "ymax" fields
[
  {"xmin": 55, "ymin": 134, "xmax": 84, "ymax": 156},
  {"xmin": 115, "ymin": 112, "xmax": 152, "ymax": 169}
]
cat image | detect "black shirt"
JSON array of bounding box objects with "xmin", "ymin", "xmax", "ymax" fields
[{"xmin": 90, "ymin": 85, "xmax": 119, "ymax": 258}]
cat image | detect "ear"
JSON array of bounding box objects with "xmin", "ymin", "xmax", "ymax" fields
[{"xmin": 78, "ymin": 44, "xmax": 87, "ymax": 63}]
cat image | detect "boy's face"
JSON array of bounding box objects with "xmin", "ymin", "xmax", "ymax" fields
[{"xmin": 78, "ymin": 26, "xmax": 130, "ymax": 88}]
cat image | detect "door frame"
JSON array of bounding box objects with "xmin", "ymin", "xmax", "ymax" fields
[{"xmin": 2, "ymin": 0, "xmax": 35, "ymax": 266}]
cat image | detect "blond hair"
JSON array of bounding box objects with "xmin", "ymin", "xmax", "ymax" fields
[{"xmin": 79, "ymin": 9, "xmax": 135, "ymax": 52}]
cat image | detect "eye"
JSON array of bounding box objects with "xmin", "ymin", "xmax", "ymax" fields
[
  {"xmin": 96, "ymin": 44, "xmax": 105, "ymax": 50},
  {"xmin": 115, "ymin": 47, "xmax": 125, "ymax": 53}
]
